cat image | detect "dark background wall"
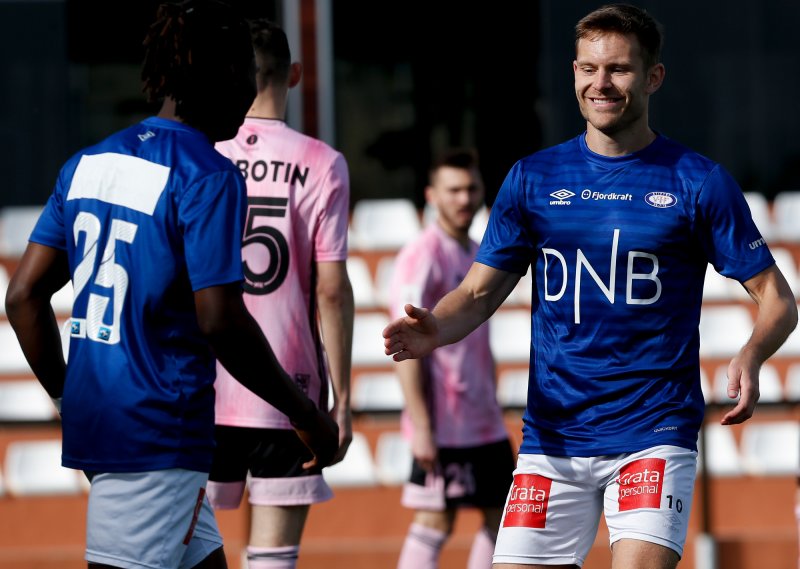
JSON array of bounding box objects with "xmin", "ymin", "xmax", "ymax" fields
[{"xmin": 1, "ymin": 0, "xmax": 797, "ymax": 208}]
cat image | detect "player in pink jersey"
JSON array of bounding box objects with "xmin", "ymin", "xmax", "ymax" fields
[
  {"xmin": 389, "ymin": 149, "xmax": 516, "ymax": 569},
  {"xmin": 205, "ymin": 19, "xmax": 354, "ymax": 569}
]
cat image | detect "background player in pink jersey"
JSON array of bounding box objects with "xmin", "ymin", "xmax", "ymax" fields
[
  {"xmin": 205, "ymin": 19, "xmax": 354, "ymax": 569},
  {"xmin": 389, "ymin": 149, "xmax": 516, "ymax": 569}
]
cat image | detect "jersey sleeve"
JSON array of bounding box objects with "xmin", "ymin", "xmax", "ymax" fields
[
  {"xmin": 696, "ymin": 165, "xmax": 774, "ymax": 282},
  {"xmin": 29, "ymin": 169, "xmax": 69, "ymax": 250},
  {"xmin": 475, "ymin": 162, "xmax": 534, "ymax": 275},
  {"xmin": 314, "ymin": 153, "xmax": 350, "ymax": 262},
  {"xmin": 179, "ymin": 170, "xmax": 247, "ymax": 291}
]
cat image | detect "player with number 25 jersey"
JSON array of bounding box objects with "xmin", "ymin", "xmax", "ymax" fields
[{"xmin": 29, "ymin": 116, "xmax": 248, "ymax": 472}]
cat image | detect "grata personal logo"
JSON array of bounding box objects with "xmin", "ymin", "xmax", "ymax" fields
[
  {"xmin": 644, "ymin": 192, "xmax": 677, "ymax": 208},
  {"xmin": 549, "ymin": 189, "xmax": 575, "ymax": 205},
  {"xmin": 617, "ymin": 457, "xmax": 665, "ymax": 511},
  {"xmin": 502, "ymin": 473, "xmax": 552, "ymax": 528}
]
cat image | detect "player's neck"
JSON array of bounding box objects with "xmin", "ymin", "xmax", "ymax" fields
[
  {"xmin": 246, "ymin": 90, "xmax": 286, "ymax": 121},
  {"xmin": 584, "ymin": 122, "xmax": 657, "ymax": 157},
  {"xmin": 436, "ymin": 220, "xmax": 471, "ymax": 249}
]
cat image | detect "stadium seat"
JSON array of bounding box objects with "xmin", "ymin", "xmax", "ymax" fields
[
  {"xmin": 700, "ymin": 367, "xmax": 712, "ymax": 403},
  {"xmin": 698, "ymin": 305, "xmax": 754, "ymax": 358},
  {"xmin": 50, "ymin": 280, "xmax": 74, "ymax": 315},
  {"xmin": 0, "ymin": 205, "xmax": 44, "ymax": 258},
  {"xmin": 696, "ymin": 423, "xmax": 744, "ymax": 476},
  {"xmin": 702, "ymin": 265, "xmax": 737, "ymax": 302},
  {"xmin": 771, "ymin": 247, "xmax": 799, "ymax": 298},
  {"xmin": 374, "ymin": 431, "xmax": 412, "ymax": 486},
  {"xmin": 468, "ymin": 205, "xmax": 490, "ymax": 244},
  {"xmin": 347, "ymin": 256, "xmax": 378, "ymax": 309},
  {"xmin": 784, "ymin": 363, "xmax": 800, "ymax": 402},
  {"xmin": 740, "ymin": 421, "xmax": 800, "ymax": 476},
  {"xmin": 712, "ymin": 362, "xmax": 783, "ymax": 403},
  {"xmin": 351, "ymin": 372, "xmax": 405, "ymax": 413},
  {"xmin": 352, "ymin": 312, "xmax": 392, "ymax": 367},
  {"xmin": 0, "ymin": 322, "xmax": 31, "ymax": 374},
  {"xmin": 4, "ymin": 439, "xmax": 83, "ymax": 495},
  {"xmin": 502, "ymin": 267, "xmax": 533, "ymax": 307},
  {"xmin": 489, "ymin": 309, "xmax": 531, "ymax": 363},
  {"xmin": 373, "ymin": 255, "xmax": 396, "ymax": 309},
  {"xmin": 322, "ymin": 431, "xmax": 378, "ymax": 487},
  {"xmin": 773, "ymin": 191, "xmax": 800, "ymax": 242},
  {"xmin": 350, "ymin": 199, "xmax": 422, "ymax": 251},
  {"xmin": 743, "ymin": 192, "xmax": 775, "ymax": 242},
  {"xmin": 0, "ymin": 264, "xmax": 9, "ymax": 315},
  {"xmin": 496, "ymin": 369, "xmax": 529, "ymax": 408},
  {"xmin": 775, "ymin": 324, "xmax": 800, "ymax": 357},
  {"xmin": 0, "ymin": 380, "xmax": 58, "ymax": 421}
]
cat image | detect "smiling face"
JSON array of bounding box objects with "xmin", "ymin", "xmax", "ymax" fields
[{"xmin": 573, "ymin": 31, "xmax": 664, "ymax": 154}]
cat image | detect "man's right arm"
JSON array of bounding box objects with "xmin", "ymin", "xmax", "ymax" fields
[
  {"xmin": 194, "ymin": 283, "xmax": 339, "ymax": 468},
  {"xmin": 384, "ymin": 262, "xmax": 520, "ymax": 361}
]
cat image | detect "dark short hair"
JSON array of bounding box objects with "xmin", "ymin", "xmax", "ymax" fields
[
  {"xmin": 575, "ymin": 3, "xmax": 664, "ymax": 69},
  {"xmin": 429, "ymin": 148, "xmax": 480, "ymax": 184},
  {"xmin": 249, "ymin": 18, "xmax": 292, "ymax": 87},
  {"xmin": 141, "ymin": 0, "xmax": 254, "ymax": 123}
]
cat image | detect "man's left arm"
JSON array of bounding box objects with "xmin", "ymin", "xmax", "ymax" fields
[
  {"xmin": 5, "ymin": 242, "xmax": 71, "ymax": 400},
  {"xmin": 316, "ymin": 260, "xmax": 355, "ymax": 464},
  {"xmin": 722, "ymin": 264, "xmax": 798, "ymax": 424}
]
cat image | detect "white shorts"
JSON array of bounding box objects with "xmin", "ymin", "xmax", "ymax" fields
[
  {"xmin": 494, "ymin": 445, "xmax": 697, "ymax": 567},
  {"xmin": 86, "ymin": 469, "xmax": 223, "ymax": 569}
]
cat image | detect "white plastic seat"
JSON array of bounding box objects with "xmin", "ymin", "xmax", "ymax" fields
[
  {"xmin": 350, "ymin": 199, "xmax": 422, "ymax": 251},
  {"xmin": 775, "ymin": 325, "xmax": 800, "ymax": 357},
  {"xmin": 496, "ymin": 369, "xmax": 529, "ymax": 408},
  {"xmin": 740, "ymin": 421, "xmax": 800, "ymax": 476},
  {"xmin": 0, "ymin": 205, "xmax": 44, "ymax": 258},
  {"xmin": 0, "ymin": 380, "xmax": 58, "ymax": 421},
  {"xmin": 773, "ymin": 191, "xmax": 800, "ymax": 242},
  {"xmin": 712, "ymin": 362, "xmax": 783, "ymax": 403},
  {"xmin": 352, "ymin": 312, "xmax": 392, "ymax": 367},
  {"xmin": 50, "ymin": 280, "xmax": 74, "ymax": 315},
  {"xmin": 352, "ymin": 372, "xmax": 404, "ymax": 412},
  {"xmin": 374, "ymin": 430, "xmax": 412, "ymax": 486},
  {"xmin": 502, "ymin": 267, "xmax": 532, "ymax": 307},
  {"xmin": 0, "ymin": 264, "xmax": 9, "ymax": 315},
  {"xmin": 696, "ymin": 424, "xmax": 744, "ymax": 476},
  {"xmin": 702, "ymin": 265, "xmax": 737, "ymax": 302},
  {"xmin": 771, "ymin": 247, "xmax": 799, "ymax": 298},
  {"xmin": 743, "ymin": 192, "xmax": 775, "ymax": 242},
  {"xmin": 373, "ymin": 255, "xmax": 396, "ymax": 308},
  {"xmin": 489, "ymin": 309, "xmax": 531, "ymax": 363},
  {"xmin": 698, "ymin": 305, "xmax": 754, "ymax": 358},
  {"xmin": 4, "ymin": 439, "xmax": 83, "ymax": 495},
  {"xmin": 784, "ymin": 363, "xmax": 800, "ymax": 402},
  {"xmin": 322, "ymin": 431, "xmax": 378, "ymax": 487},
  {"xmin": 700, "ymin": 367, "xmax": 712, "ymax": 403},
  {"xmin": 0, "ymin": 322, "xmax": 31, "ymax": 374},
  {"xmin": 347, "ymin": 256, "xmax": 378, "ymax": 309}
]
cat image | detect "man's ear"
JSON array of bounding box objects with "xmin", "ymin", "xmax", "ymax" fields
[{"xmin": 288, "ymin": 62, "xmax": 303, "ymax": 88}]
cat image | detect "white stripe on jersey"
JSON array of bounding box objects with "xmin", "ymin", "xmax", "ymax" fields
[{"xmin": 68, "ymin": 153, "xmax": 169, "ymax": 215}]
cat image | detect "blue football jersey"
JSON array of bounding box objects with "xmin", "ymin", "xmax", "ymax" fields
[
  {"xmin": 476, "ymin": 133, "xmax": 774, "ymax": 456},
  {"xmin": 31, "ymin": 117, "xmax": 247, "ymax": 472}
]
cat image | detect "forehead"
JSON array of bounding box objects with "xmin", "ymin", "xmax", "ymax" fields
[
  {"xmin": 575, "ymin": 31, "xmax": 643, "ymax": 64},
  {"xmin": 431, "ymin": 166, "xmax": 480, "ymax": 188}
]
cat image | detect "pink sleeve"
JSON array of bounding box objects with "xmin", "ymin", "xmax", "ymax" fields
[{"xmin": 315, "ymin": 153, "xmax": 350, "ymax": 262}]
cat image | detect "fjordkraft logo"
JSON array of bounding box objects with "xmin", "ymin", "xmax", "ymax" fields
[
  {"xmin": 617, "ymin": 458, "xmax": 665, "ymax": 512},
  {"xmin": 502, "ymin": 473, "xmax": 552, "ymax": 528}
]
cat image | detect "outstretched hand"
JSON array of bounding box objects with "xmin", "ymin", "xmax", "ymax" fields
[{"xmin": 383, "ymin": 304, "xmax": 440, "ymax": 361}]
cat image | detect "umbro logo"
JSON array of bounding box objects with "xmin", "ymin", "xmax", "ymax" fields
[
  {"xmin": 549, "ymin": 189, "xmax": 575, "ymax": 205},
  {"xmin": 138, "ymin": 130, "xmax": 155, "ymax": 142}
]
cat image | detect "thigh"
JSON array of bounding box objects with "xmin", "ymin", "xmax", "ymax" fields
[
  {"xmin": 86, "ymin": 470, "xmax": 222, "ymax": 569},
  {"xmin": 246, "ymin": 428, "xmax": 332, "ymax": 506},
  {"xmin": 493, "ymin": 453, "xmax": 602, "ymax": 567},
  {"xmin": 250, "ymin": 504, "xmax": 310, "ymax": 546},
  {"xmin": 603, "ymin": 445, "xmax": 697, "ymax": 561}
]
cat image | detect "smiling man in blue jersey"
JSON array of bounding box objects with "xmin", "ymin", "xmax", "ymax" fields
[
  {"xmin": 383, "ymin": 4, "xmax": 797, "ymax": 569},
  {"xmin": 4, "ymin": 2, "xmax": 338, "ymax": 569}
]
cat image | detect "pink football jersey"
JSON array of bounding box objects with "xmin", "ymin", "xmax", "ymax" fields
[
  {"xmin": 214, "ymin": 118, "xmax": 350, "ymax": 429},
  {"xmin": 390, "ymin": 223, "xmax": 508, "ymax": 447}
]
